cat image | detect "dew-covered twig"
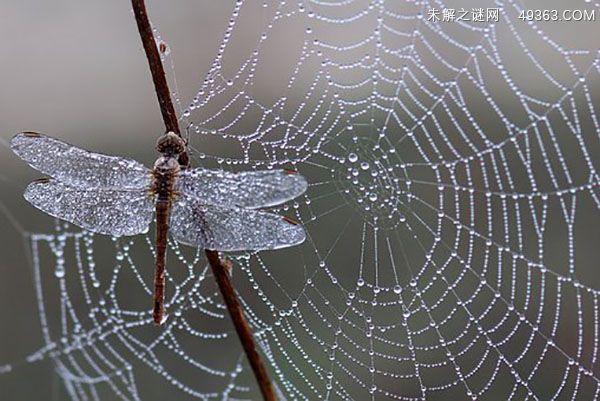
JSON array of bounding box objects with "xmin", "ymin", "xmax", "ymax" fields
[
  {"xmin": 130, "ymin": 1, "xmax": 276, "ymax": 399},
  {"xmin": 131, "ymin": 0, "xmax": 188, "ymax": 167},
  {"xmin": 205, "ymin": 252, "xmax": 276, "ymax": 401}
]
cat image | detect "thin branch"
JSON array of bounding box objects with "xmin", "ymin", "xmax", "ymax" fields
[
  {"xmin": 131, "ymin": 0, "xmax": 189, "ymax": 167},
  {"xmin": 206, "ymin": 252, "xmax": 277, "ymax": 401},
  {"xmin": 130, "ymin": 1, "xmax": 276, "ymax": 400}
]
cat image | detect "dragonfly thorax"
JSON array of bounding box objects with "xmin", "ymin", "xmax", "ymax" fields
[{"xmin": 153, "ymin": 156, "xmax": 180, "ymax": 174}]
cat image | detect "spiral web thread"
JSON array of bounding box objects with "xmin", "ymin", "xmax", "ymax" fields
[{"xmin": 3, "ymin": 0, "xmax": 600, "ymax": 400}]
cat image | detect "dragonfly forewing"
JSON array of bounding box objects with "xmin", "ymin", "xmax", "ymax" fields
[
  {"xmin": 11, "ymin": 132, "xmax": 152, "ymax": 189},
  {"xmin": 25, "ymin": 179, "xmax": 154, "ymax": 236},
  {"xmin": 176, "ymin": 169, "xmax": 307, "ymax": 209},
  {"xmin": 170, "ymin": 195, "xmax": 306, "ymax": 251}
]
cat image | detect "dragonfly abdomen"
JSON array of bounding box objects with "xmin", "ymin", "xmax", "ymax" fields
[
  {"xmin": 151, "ymin": 157, "xmax": 179, "ymax": 325},
  {"xmin": 153, "ymin": 198, "xmax": 170, "ymax": 325}
]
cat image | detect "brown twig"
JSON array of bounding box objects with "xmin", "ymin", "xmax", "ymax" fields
[
  {"xmin": 206, "ymin": 252, "xmax": 276, "ymax": 401},
  {"xmin": 130, "ymin": 1, "xmax": 276, "ymax": 399},
  {"xmin": 131, "ymin": 0, "xmax": 189, "ymax": 167}
]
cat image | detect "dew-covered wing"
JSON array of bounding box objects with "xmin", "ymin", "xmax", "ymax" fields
[
  {"xmin": 25, "ymin": 179, "xmax": 154, "ymax": 236},
  {"xmin": 11, "ymin": 132, "xmax": 152, "ymax": 189},
  {"xmin": 170, "ymin": 195, "xmax": 306, "ymax": 251},
  {"xmin": 176, "ymin": 168, "xmax": 307, "ymax": 209}
]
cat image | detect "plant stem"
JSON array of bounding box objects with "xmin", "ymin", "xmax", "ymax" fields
[
  {"xmin": 206, "ymin": 252, "xmax": 276, "ymax": 401},
  {"xmin": 131, "ymin": 0, "xmax": 189, "ymax": 167},
  {"xmin": 130, "ymin": 1, "xmax": 276, "ymax": 399}
]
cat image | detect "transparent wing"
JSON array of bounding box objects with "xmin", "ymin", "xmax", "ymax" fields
[
  {"xmin": 11, "ymin": 132, "xmax": 152, "ymax": 189},
  {"xmin": 170, "ymin": 195, "xmax": 306, "ymax": 251},
  {"xmin": 176, "ymin": 168, "xmax": 307, "ymax": 209},
  {"xmin": 25, "ymin": 179, "xmax": 154, "ymax": 236}
]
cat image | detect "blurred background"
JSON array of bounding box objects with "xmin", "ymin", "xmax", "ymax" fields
[{"xmin": 1, "ymin": 1, "xmax": 599, "ymax": 400}]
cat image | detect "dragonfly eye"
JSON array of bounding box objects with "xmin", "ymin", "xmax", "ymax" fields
[{"xmin": 156, "ymin": 132, "xmax": 186, "ymax": 156}]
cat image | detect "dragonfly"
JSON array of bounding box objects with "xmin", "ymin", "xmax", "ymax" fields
[{"xmin": 11, "ymin": 131, "xmax": 307, "ymax": 325}]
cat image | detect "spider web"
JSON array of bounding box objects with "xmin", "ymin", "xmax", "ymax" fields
[{"xmin": 3, "ymin": 0, "xmax": 600, "ymax": 400}]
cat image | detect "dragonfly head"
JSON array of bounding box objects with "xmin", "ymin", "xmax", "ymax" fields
[{"xmin": 156, "ymin": 131, "xmax": 186, "ymax": 157}]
